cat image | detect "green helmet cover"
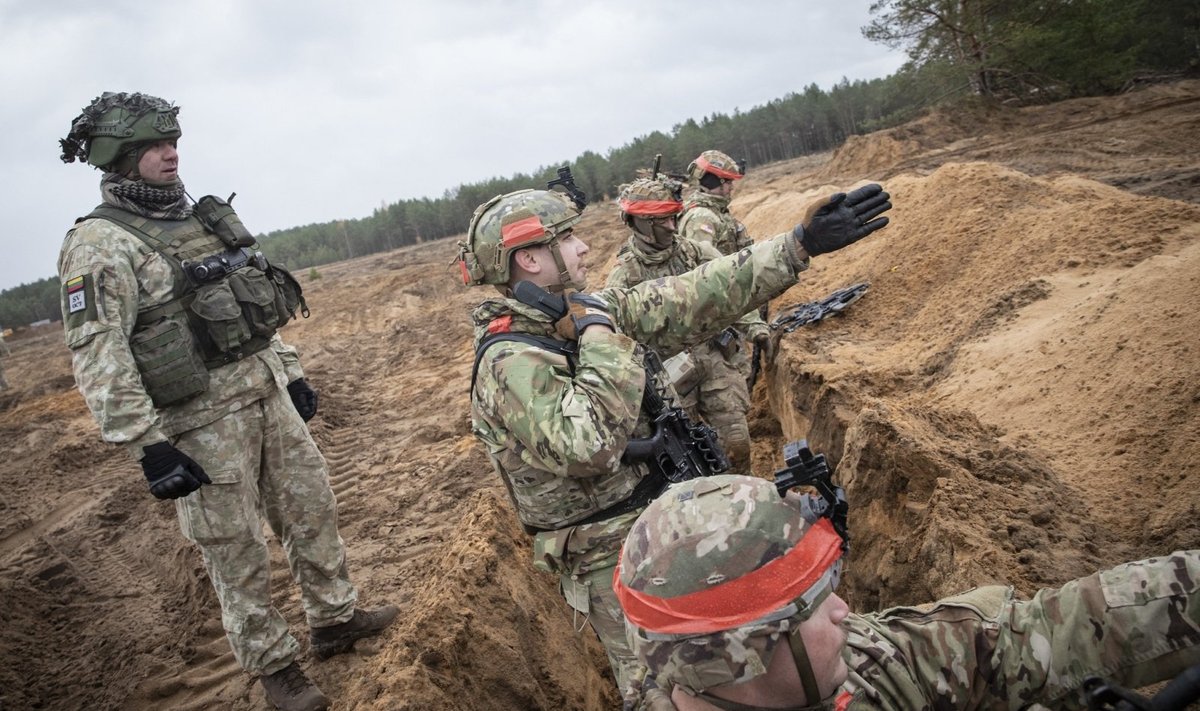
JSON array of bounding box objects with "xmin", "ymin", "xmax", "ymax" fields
[{"xmin": 60, "ymin": 92, "xmax": 181, "ymax": 170}]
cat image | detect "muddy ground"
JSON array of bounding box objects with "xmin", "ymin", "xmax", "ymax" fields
[{"xmin": 1, "ymin": 80, "xmax": 1198, "ymax": 710}]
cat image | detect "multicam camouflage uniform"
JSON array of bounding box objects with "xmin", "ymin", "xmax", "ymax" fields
[
  {"xmin": 58, "ymin": 185, "xmax": 357, "ymax": 677},
  {"xmin": 470, "ymin": 232, "xmax": 808, "ymax": 696},
  {"xmin": 618, "ymin": 476, "xmax": 1200, "ymax": 710},
  {"xmin": 677, "ymin": 190, "xmax": 754, "ymax": 258},
  {"xmin": 605, "ymin": 234, "xmax": 765, "ymax": 475},
  {"xmin": 678, "ymin": 189, "xmax": 770, "ymax": 387},
  {"xmin": 839, "ymin": 551, "xmax": 1200, "ymax": 709}
]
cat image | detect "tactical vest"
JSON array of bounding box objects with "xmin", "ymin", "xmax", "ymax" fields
[
  {"xmin": 471, "ymin": 331, "xmax": 650, "ymax": 534},
  {"xmin": 612, "ymin": 237, "xmax": 708, "ymax": 286},
  {"xmin": 87, "ymin": 204, "xmax": 307, "ymax": 408},
  {"xmin": 678, "ymin": 193, "xmax": 750, "ymax": 256}
]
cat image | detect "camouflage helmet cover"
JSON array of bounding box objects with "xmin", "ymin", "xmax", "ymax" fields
[
  {"xmin": 687, "ymin": 149, "xmax": 744, "ymax": 183},
  {"xmin": 60, "ymin": 92, "xmax": 181, "ymax": 170},
  {"xmin": 457, "ymin": 189, "xmax": 583, "ymax": 286},
  {"xmin": 618, "ymin": 177, "xmax": 683, "ymax": 218},
  {"xmin": 615, "ymin": 475, "xmax": 844, "ymax": 692}
]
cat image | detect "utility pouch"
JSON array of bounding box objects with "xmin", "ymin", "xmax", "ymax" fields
[
  {"xmin": 130, "ymin": 314, "xmax": 210, "ymax": 407},
  {"xmin": 190, "ymin": 280, "xmax": 251, "ymax": 353},
  {"xmin": 661, "ymin": 351, "xmax": 700, "ymax": 399},
  {"xmin": 712, "ymin": 326, "xmax": 741, "ymax": 357},
  {"xmin": 532, "ymin": 528, "xmax": 573, "ymax": 575},
  {"xmin": 268, "ymin": 264, "xmax": 309, "ymax": 319},
  {"xmin": 194, "ymin": 195, "xmax": 255, "ymax": 248},
  {"xmin": 226, "ymin": 269, "xmax": 283, "ymax": 336}
]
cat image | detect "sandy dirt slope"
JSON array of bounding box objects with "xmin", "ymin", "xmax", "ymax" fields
[{"xmin": 1, "ymin": 80, "xmax": 1197, "ymax": 710}]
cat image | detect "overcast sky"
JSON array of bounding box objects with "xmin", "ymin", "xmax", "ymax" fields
[{"xmin": 0, "ymin": 0, "xmax": 906, "ymax": 293}]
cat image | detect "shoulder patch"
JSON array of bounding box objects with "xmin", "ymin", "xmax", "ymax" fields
[{"xmin": 63, "ymin": 274, "xmax": 100, "ymax": 328}]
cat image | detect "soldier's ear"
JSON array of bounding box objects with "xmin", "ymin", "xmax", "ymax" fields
[{"xmin": 511, "ymin": 247, "xmax": 543, "ymax": 275}]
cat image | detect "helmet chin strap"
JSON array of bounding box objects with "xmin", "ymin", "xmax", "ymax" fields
[
  {"xmin": 787, "ymin": 628, "xmax": 832, "ymax": 709},
  {"xmin": 690, "ymin": 630, "xmax": 833, "ymax": 711},
  {"xmin": 544, "ymin": 235, "xmax": 576, "ymax": 292}
]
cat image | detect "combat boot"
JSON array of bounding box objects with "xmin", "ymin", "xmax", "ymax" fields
[
  {"xmin": 310, "ymin": 605, "xmax": 400, "ymax": 660},
  {"xmin": 260, "ymin": 662, "xmax": 330, "ymax": 711}
]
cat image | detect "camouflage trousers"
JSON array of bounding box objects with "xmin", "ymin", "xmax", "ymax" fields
[
  {"xmin": 560, "ymin": 564, "xmax": 643, "ymax": 704},
  {"xmin": 172, "ymin": 383, "xmax": 357, "ymax": 675},
  {"xmin": 845, "ymin": 549, "xmax": 1200, "ymax": 709},
  {"xmin": 692, "ymin": 342, "xmax": 752, "ymax": 476}
]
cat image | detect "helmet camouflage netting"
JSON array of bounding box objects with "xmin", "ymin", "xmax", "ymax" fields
[{"xmin": 60, "ymin": 92, "xmax": 181, "ymax": 170}]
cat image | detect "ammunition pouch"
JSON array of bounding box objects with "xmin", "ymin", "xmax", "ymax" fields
[
  {"xmin": 86, "ymin": 201, "xmax": 309, "ymax": 406},
  {"xmin": 130, "ymin": 305, "xmax": 210, "ymax": 407}
]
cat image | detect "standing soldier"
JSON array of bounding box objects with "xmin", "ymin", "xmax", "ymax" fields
[
  {"xmin": 456, "ymin": 175, "xmax": 890, "ymax": 702},
  {"xmin": 57, "ymin": 92, "xmax": 397, "ymax": 711},
  {"xmin": 676, "ymin": 150, "xmax": 769, "ymax": 386},
  {"xmin": 615, "ymin": 474, "xmax": 1200, "ymax": 710},
  {"xmin": 605, "ymin": 177, "xmax": 769, "ymax": 475}
]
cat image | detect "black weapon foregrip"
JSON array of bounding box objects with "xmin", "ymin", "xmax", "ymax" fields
[{"xmin": 512, "ymin": 281, "xmax": 567, "ymax": 320}]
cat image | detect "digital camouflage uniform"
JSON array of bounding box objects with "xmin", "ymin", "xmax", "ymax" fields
[
  {"xmin": 605, "ymin": 234, "xmax": 765, "ymax": 475},
  {"xmin": 58, "ymin": 187, "xmax": 357, "ymax": 677},
  {"xmin": 470, "ymin": 232, "xmax": 809, "ymax": 696}
]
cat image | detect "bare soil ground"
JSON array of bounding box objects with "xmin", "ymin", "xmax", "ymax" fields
[{"xmin": 1, "ymin": 80, "xmax": 1198, "ymax": 710}]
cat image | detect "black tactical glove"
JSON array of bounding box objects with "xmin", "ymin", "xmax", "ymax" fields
[
  {"xmin": 287, "ymin": 378, "xmax": 318, "ymax": 421},
  {"xmin": 554, "ymin": 290, "xmax": 615, "ymax": 341},
  {"xmin": 140, "ymin": 441, "xmax": 211, "ymax": 500},
  {"xmin": 794, "ymin": 183, "xmax": 892, "ymax": 256}
]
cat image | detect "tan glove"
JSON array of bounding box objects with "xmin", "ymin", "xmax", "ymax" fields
[{"xmin": 553, "ymin": 290, "xmax": 614, "ymax": 341}]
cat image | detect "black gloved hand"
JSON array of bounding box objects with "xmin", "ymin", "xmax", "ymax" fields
[
  {"xmin": 287, "ymin": 378, "xmax": 318, "ymax": 421},
  {"xmin": 140, "ymin": 441, "xmax": 211, "ymax": 500},
  {"xmin": 794, "ymin": 183, "xmax": 892, "ymax": 256},
  {"xmin": 554, "ymin": 290, "xmax": 615, "ymax": 341}
]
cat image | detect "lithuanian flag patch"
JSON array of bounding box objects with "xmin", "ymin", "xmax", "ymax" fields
[{"xmin": 65, "ymin": 275, "xmax": 87, "ymax": 314}]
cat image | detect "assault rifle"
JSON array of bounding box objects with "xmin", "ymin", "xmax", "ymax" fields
[
  {"xmin": 772, "ymin": 440, "xmax": 849, "ymax": 552},
  {"xmin": 623, "ymin": 347, "xmax": 730, "ymax": 483},
  {"xmin": 510, "ymin": 281, "xmax": 729, "ymax": 485},
  {"xmin": 771, "ymin": 282, "xmax": 870, "ymax": 335}
]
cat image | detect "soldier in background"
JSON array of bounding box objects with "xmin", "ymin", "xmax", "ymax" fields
[
  {"xmin": 615, "ymin": 474, "xmax": 1200, "ymax": 710},
  {"xmin": 605, "ymin": 177, "xmax": 769, "ymax": 475},
  {"xmin": 57, "ymin": 92, "xmax": 396, "ymax": 711},
  {"xmin": 676, "ymin": 150, "xmax": 768, "ymax": 386},
  {"xmin": 456, "ymin": 178, "xmax": 889, "ymax": 703}
]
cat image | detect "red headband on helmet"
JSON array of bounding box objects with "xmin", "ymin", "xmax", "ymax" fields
[
  {"xmin": 696, "ymin": 156, "xmax": 743, "ymax": 181},
  {"xmin": 620, "ymin": 198, "xmax": 682, "ymax": 217},
  {"xmin": 615, "ymin": 517, "xmax": 843, "ymax": 635}
]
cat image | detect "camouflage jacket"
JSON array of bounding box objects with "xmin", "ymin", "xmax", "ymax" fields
[
  {"xmin": 841, "ymin": 550, "xmax": 1200, "ymax": 709},
  {"xmin": 605, "ymin": 233, "xmax": 767, "ymax": 342},
  {"xmin": 677, "ymin": 190, "xmax": 753, "ymax": 256},
  {"xmin": 470, "ymin": 233, "xmax": 807, "ymax": 574},
  {"xmin": 640, "ymin": 551, "xmax": 1200, "ymax": 710},
  {"xmin": 58, "ymin": 208, "xmax": 304, "ymax": 459}
]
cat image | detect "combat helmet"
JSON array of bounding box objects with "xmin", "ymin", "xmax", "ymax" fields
[
  {"xmin": 686, "ymin": 149, "xmax": 744, "ymax": 186},
  {"xmin": 60, "ymin": 92, "xmax": 181, "ymax": 171},
  {"xmin": 619, "ymin": 177, "xmax": 683, "ymax": 220},
  {"xmin": 456, "ymin": 189, "xmax": 584, "ymax": 291},
  {"xmin": 615, "ymin": 474, "xmax": 845, "ymax": 707}
]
